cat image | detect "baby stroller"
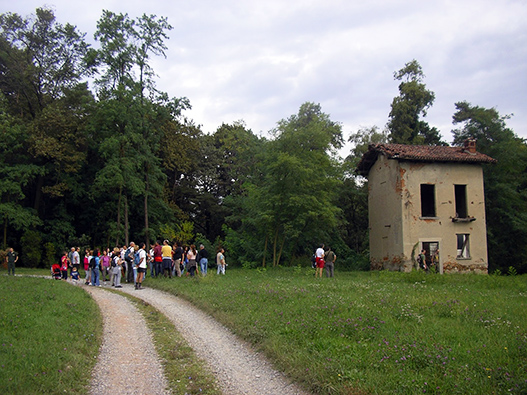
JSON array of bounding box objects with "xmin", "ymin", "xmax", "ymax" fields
[{"xmin": 51, "ymin": 263, "xmax": 61, "ymax": 280}]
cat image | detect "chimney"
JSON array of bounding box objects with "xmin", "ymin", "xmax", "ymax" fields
[{"xmin": 463, "ymin": 138, "xmax": 477, "ymax": 154}]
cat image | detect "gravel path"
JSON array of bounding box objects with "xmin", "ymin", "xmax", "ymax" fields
[
  {"xmin": 111, "ymin": 284, "xmax": 311, "ymax": 395},
  {"xmin": 85, "ymin": 286, "xmax": 170, "ymax": 395}
]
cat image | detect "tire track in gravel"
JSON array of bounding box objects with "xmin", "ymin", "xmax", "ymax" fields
[
  {"xmin": 117, "ymin": 284, "xmax": 311, "ymax": 395},
  {"xmin": 85, "ymin": 287, "xmax": 171, "ymax": 395}
]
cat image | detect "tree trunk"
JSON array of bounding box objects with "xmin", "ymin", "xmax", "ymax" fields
[
  {"xmin": 116, "ymin": 185, "xmax": 122, "ymax": 246},
  {"xmin": 124, "ymin": 195, "xmax": 129, "ymax": 246},
  {"xmin": 272, "ymin": 227, "xmax": 279, "ymax": 267},
  {"xmin": 262, "ymin": 234, "xmax": 268, "ymax": 267},
  {"xmin": 33, "ymin": 174, "xmax": 44, "ymax": 213},
  {"xmin": 3, "ymin": 216, "xmax": 7, "ymax": 249},
  {"xmin": 276, "ymin": 235, "xmax": 285, "ymax": 266},
  {"xmin": 144, "ymin": 169, "xmax": 150, "ymax": 250}
]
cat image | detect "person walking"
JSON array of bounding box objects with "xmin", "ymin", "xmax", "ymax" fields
[
  {"xmin": 153, "ymin": 240, "xmax": 163, "ymax": 277},
  {"xmin": 60, "ymin": 251, "xmax": 69, "ymax": 280},
  {"xmin": 197, "ymin": 244, "xmax": 209, "ymax": 275},
  {"xmin": 125, "ymin": 242, "xmax": 136, "ymax": 283},
  {"xmin": 172, "ymin": 242, "xmax": 183, "ymax": 277},
  {"xmin": 186, "ymin": 244, "xmax": 198, "ymax": 277},
  {"xmin": 110, "ymin": 247, "xmax": 123, "ymax": 288},
  {"xmin": 161, "ymin": 240, "xmax": 173, "ymax": 278},
  {"xmin": 84, "ymin": 249, "xmax": 91, "ymax": 285},
  {"xmin": 72, "ymin": 247, "xmax": 80, "ymax": 276},
  {"xmin": 315, "ymin": 244, "xmax": 325, "ymax": 278},
  {"xmin": 90, "ymin": 249, "xmax": 101, "ymax": 287},
  {"xmin": 100, "ymin": 249, "xmax": 111, "ymax": 282},
  {"xmin": 6, "ymin": 247, "xmax": 18, "ymax": 276},
  {"xmin": 135, "ymin": 242, "xmax": 147, "ymax": 289},
  {"xmin": 324, "ymin": 247, "xmax": 337, "ymax": 278},
  {"xmin": 216, "ymin": 247, "xmax": 226, "ymax": 275}
]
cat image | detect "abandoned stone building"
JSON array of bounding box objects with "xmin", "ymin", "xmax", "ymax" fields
[{"xmin": 357, "ymin": 139, "xmax": 497, "ymax": 273}]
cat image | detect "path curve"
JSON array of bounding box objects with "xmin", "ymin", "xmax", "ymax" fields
[
  {"xmin": 85, "ymin": 286, "xmax": 170, "ymax": 395},
  {"xmin": 117, "ymin": 284, "xmax": 311, "ymax": 395}
]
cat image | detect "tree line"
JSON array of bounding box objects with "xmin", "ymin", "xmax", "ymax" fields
[{"xmin": 1, "ymin": 8, "xmax": 526, "ymax": 273}]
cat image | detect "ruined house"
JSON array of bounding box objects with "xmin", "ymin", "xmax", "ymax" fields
[{"xmin": 356, "ymin": 139, "xmax": 497, "ymax": 273}]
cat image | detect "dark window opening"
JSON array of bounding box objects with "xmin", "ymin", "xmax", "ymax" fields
[
  {"xmin": 420, "ymin": 184, "xmax": 436, "ymax": 217},
  {"xmin": 455, "ymin": 185, "xmax": 468, "ymax": 218}
]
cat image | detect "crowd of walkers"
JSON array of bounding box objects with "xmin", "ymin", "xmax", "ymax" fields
[{"xmin": 54, "ymin": 241, "xmax": 227, "ymax": 289}]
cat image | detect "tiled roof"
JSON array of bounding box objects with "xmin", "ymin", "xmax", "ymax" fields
[{"xmin": 356, "ymin": 143, "xmax": 497, "ymax": 176}]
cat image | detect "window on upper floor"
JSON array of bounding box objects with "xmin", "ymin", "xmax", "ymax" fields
[
  {"xmin": 420, "ymin": 184, "xmax": 436, "ymax": 217},
  {"xmin": 455, "ymin": 185, "xmax": 468, "ymax": 218}
]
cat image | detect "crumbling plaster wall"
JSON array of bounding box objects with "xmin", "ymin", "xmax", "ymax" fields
[{"xmin": 369, "ymin": 156, "xmax": 489, "ymax": 273}]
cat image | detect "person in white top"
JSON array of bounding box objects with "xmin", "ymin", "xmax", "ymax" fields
[
  {"xmin": 315, "ymin": 243, "xmax": 325, "ymax": 278},
  {"xmin": 135, "ymin": 242, "xmax": 147, "ymax": 289}
]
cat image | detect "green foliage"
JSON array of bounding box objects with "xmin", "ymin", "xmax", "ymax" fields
[
  {"xmin": 43, "ymin": 242, "xmax": 57, "ymax": 267},
  {"xmin": 452, "ymin": 102, "xmax": 527, "ymax": 273},
  {"xmin": 174, "ymin": 221, "xmax": 194, "ymax": 245},
  {"xmin": 387, "ymin": 60, "xmax": 446, "ymax": 145},
  {"xmin": 20, "ymin": 229, "xmax": 42, "ymax": 268}
]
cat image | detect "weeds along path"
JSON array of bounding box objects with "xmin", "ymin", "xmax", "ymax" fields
[
  {"xmin": 117, "ymin": 284, "xmax": 310, "ymax": 395},
  {"xmin": 84, "ymin": 287, "xmax": 170, "ymax": 395}
]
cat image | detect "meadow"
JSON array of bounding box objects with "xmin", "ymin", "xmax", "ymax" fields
[
  {"xmin": 1, "ymin": 268, "xmax": 526, "ymax": 394},
  {"xmin": 149, "ymin": 268, "xmax": 527, "ymax": 394},
  {"xmin": 0, "ymin": 275, "xmax": 102, "ymax": 394}
]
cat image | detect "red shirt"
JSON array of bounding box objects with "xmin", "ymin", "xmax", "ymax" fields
[
  {"xmin": 61, "ymin": 255, "xmax": 68, "ymax": 271},
  {"xmin": 153, "ymin": 245, "xmax": 163, "ymax": 262}
]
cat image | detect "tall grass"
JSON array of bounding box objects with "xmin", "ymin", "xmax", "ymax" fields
[
  {"xmin": 0, "ymin": 276, "xmax": 102, "ymax": 394},
  {"xmin": 149, "ymin": 269, "xmax": 527, "ymax": 394}
]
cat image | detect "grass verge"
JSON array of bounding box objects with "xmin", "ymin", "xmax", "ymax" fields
[
  {"xmin": 146, "ymin": 268, "xmax": 527, "ymax": 394},
  {"xmin": 113, "ymin": 289, "xmax": 222, "ymax": 395},
  {"xmin": 0, "ymin": 275, "xmax": 102, "ymax": 394}
]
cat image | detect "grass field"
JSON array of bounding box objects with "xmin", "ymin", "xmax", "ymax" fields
[
  {"xmin": 0, "ymin": 275, "xmax": 102, "ymax": 394},
  {"xmin": 148, "ymin": 268, "xmax": 527, "ymax": 394},
  {"xmin": 2, "ymin": 268, "xmax": 526, "ymax": 394}
]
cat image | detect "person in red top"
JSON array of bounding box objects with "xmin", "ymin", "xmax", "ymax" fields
[
  {"xmin": 60, "ymin": 251, "xmax": 69, "ymax": 280},
  {"xmin": 153, "ymin": 240, "xmax": 163, "ymax": 277}
]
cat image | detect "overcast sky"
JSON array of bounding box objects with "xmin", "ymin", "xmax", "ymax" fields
[{"xmin": 4, "ymin": 0, "xmax": 527, "ymax": 149}]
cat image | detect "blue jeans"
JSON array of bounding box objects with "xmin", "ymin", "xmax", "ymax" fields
[
  {"xmin": 200, "ymin": 258, "xmax": 208, "ymax": 275},
  {"xmin": 91, "ymin": 268, "xmax": 100, "ymax": 286}
]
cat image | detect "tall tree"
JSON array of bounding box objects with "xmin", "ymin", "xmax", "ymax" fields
[
  {"xmin": 93, "ymin": 11, "xmax": 181, "ymax": 246},
  {"xmin": 387, "ymin": 60, "xmax": 445, "ymax": 145},
  {"xmin": 0, "ymin": 96, "xmax": 43, "ymax": 248},
  {"xmin": 452, "ymin": 101, "xmax": 527, "ymax": 273},
  {"xmin": 0, "ymin": 8, "xmax": 95, "ymax": 253},
  {"xmin": 226, "ymin": 103, "xmax": 343, "ymax": 266}
]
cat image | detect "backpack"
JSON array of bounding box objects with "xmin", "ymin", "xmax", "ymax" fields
[
  {"xmin": 89, "ymin": 257, "xmax": 97, "ymax": 269},
  {"xmin": 125, "ymin": 247, "xmax": 134, "ymax": 263},
  {"xmin": 311, "ymin": 254, "xmax": 316, "ymax": 269},
  {"xmin": 111, "ymin": 256, "xmax": 118, "ymax": 268}
]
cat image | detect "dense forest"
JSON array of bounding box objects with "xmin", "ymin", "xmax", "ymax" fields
[{"xmin": 1, "ymin": 8, "xmax": 526, "ymax": 273}]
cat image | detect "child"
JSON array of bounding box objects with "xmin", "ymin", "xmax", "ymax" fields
[
  {"xmin": 60, "ymin": 252, "xmax": 69, "ymax": 280},
  {"xmin": 70, "ymin": 266, "xmax": 80, "ymax": 285}
]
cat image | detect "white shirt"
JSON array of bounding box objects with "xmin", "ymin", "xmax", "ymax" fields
[
  {"xmin": 72, "ymin": 251, "xmax": 80, "ymax": 265},
  {"xmin": 316, "ymin": 247, "xmax": 325, "ymax": 258},
  {"xmin": 138, "ymin": 248, "xmax": 147, "ymax": 268}
]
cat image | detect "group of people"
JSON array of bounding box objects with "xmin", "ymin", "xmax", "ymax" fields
[
  {"xmin": 313, "ymin": 244, "xmax": 337, "ymax": 278},
  {"xmin": 418, "ymin": 248, "xmax": 440, "ymax": 273},
  {"xmin": 54, "ymin": 241, "xmax": 228, "ymax": 289}
]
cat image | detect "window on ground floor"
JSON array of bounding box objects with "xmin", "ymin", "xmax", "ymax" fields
[{"xmin": 456, "ymin": 234, "xmax": 470, "ymax": 259}]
